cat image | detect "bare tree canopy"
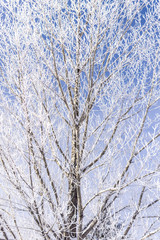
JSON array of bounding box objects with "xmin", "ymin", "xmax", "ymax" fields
[{"xmin": 0, "ymin": 0, "xmax": 160, "ymax": 239}]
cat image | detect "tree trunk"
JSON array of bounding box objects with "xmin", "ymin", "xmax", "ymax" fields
[{"xmin": 67, "ymin": 65, "xmax": 81, "ymax": 237}]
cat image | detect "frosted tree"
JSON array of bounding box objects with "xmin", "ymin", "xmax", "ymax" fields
[{"xmin": 0, "ymin": 0, "xmax": 160, "ymax": 239}]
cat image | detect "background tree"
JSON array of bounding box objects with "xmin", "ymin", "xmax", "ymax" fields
[{"xmin": 0, "ymin": 0, "xmax": 160, "ymax": 239}]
